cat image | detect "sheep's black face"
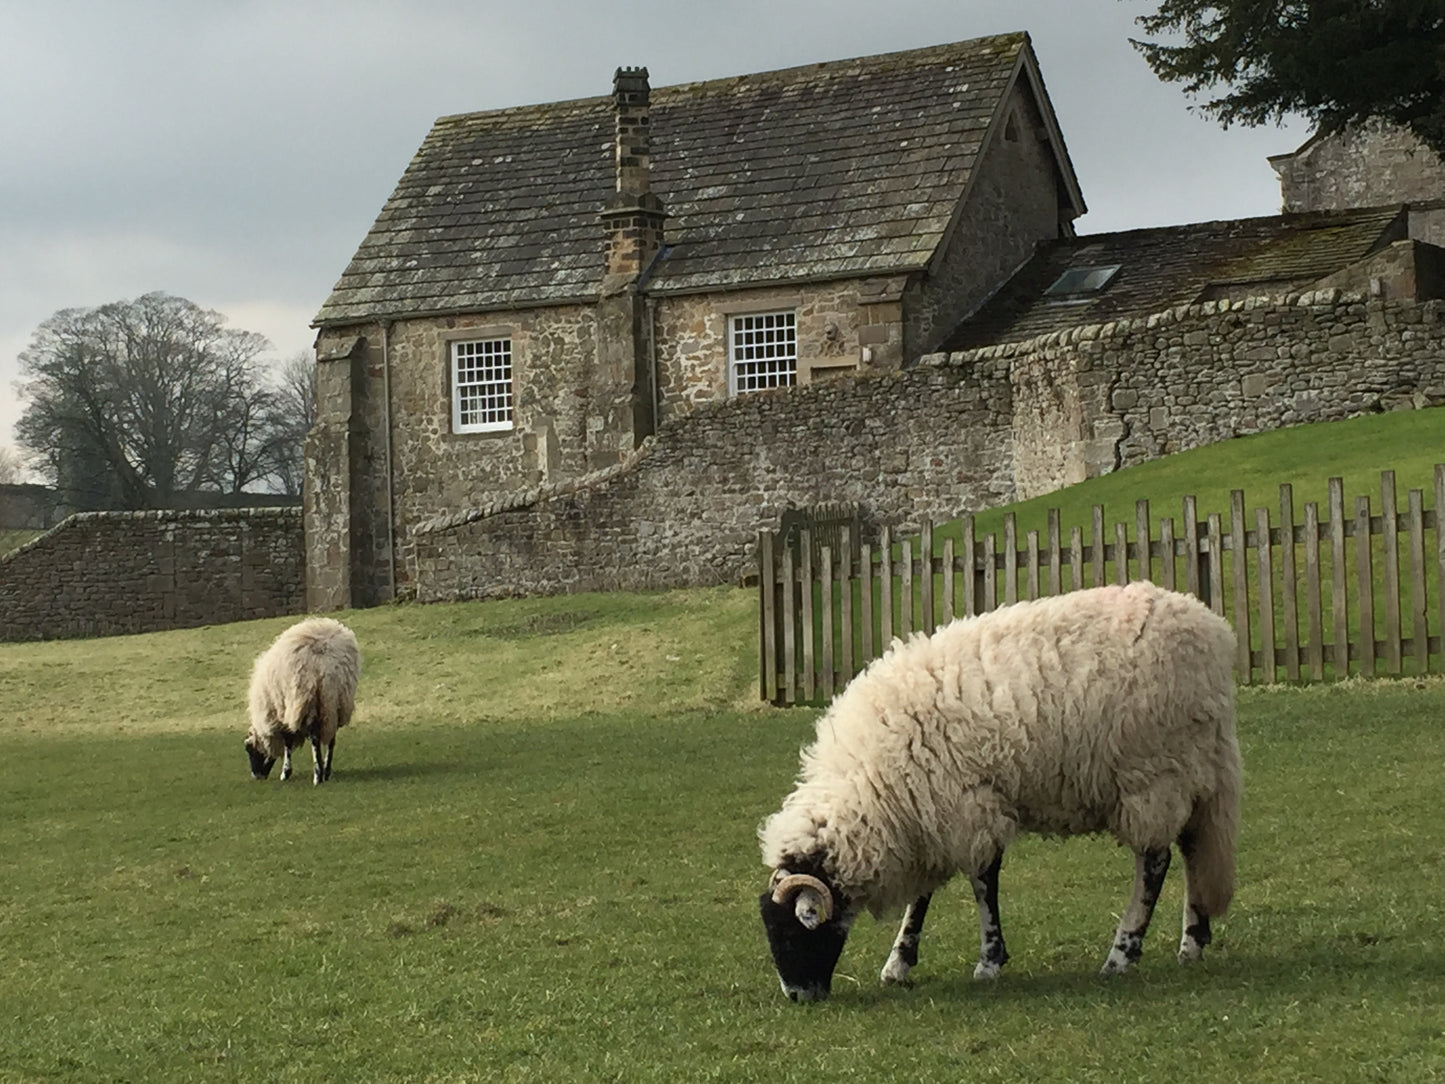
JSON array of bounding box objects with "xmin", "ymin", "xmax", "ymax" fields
[
  {"xmin": 244, "ymin": 738, "xmax": 276, "ymax": 780},
  {"xmin": 759, "ymin": 873, "xmax": 852, "ymax": 1002}
]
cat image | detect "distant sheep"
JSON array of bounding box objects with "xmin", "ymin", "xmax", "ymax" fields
[
  {"xmin": 244, "ymin": 617, "xmax": 360, "ymax": 785},
  {"xmin": 758, "ymin": 582, "xmax": 1240, "ymax": 1002}
]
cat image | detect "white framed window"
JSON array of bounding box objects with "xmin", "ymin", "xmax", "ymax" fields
[
  {"xmin": 451, "ymin": 338, "xmax": 513, "ymax": 433},
  {"xmin": 729, "ymin": 311, "xmax": 797, "ymax": 395}
]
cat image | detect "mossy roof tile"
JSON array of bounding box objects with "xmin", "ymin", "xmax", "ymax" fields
[
  {"xmin": 941, "ymin": 206, "xmax": 1409, "ymax": 350},
  {"xmin": 316, "ymin": 33, "xmax": 1076, "ymax": 325}
]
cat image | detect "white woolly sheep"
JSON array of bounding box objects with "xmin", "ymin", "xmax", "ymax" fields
[
  {"xmin": 244, "ymin": 617, "xmax": 360, "ymax": 785},
  {"xmin": 758, "ymin": 581, "xmax": 1240, "ymax": 1002}
]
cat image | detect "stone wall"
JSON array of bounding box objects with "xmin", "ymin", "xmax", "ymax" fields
[
  {"xmin": 0, "ymin": 508, "xmax": 303, "ymax": 642},
  {"xmin": 411, "ymin": 358, "xmax": 1016, "ymax": 600},
  {"xmin": 1273, "ymin": 126, "xmax": 1445, "ymax": 214},
  {"xmin": 904, "ymin": 81, "xmax": 1070, "ymax": 356},
  {"xmin": 0, "ymin": 484, "xmax": 66, "ymax": 530},
  {"xmin": 989, "ymin": 290, "xmax": 1445, "ymax": 499},
  {"xmin": 410, "ymin": 291, "xmax": 1445, "ymax": 600},
  {"xmin": 652, "ymin": 281, "xmax": 884, "ymax": 419}
]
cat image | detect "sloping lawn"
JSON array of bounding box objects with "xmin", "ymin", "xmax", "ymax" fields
[{"xmin": 1, "ymin": 589, "xmax": 1442, "ymax": 1081}]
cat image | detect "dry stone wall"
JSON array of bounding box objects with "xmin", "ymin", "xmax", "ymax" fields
[
  {"xmin": 12, "ymin": 291, "xmax": 1439, "ymax": 627},
  {"xmin": 986, "ymin": 291, "xmax": 1445, "ymax": 499},
  {"xmin": 0, "ymin": 508, "xmax": 303, "ymax": 641},
  {"xmin": 411, "ymin": 358, "xmax": 1016, "ymax": 600},
  {"xmin": 0, "ymin": 484, "xmax": 67, "ymax": 530}
]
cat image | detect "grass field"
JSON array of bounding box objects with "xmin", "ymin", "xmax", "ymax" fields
[
  {"xmin": 0, "ymin": 528, "xmax": 42, "ymax": 556},
  {"xmin": 2, "ymin": 585, "xmax": 1443, "ymax": 1082},
  {"xmin": 901, "ymin": 410, "xmax": 1445, "ymax": 683},
  {"xmin": 960, "ymin": 408, "xmax": 1445, "ymax": 542}
]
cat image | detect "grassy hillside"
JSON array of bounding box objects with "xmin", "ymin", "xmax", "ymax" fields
[
  {"xmin": 1, "ymin": 586, "xmax": 1443, "ymax": 1080},
  {"xmin": 957, "ymin": 407, "xmax": 1445, "ymax": 544},
  {"xmin": 899, "ymin": 409, "xmax": 1445, "ymax": 683},
  {"xmin": 0, "ymin": 528, "xmax": 42, "ymax": 556}
]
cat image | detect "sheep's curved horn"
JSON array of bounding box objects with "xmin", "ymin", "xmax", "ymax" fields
[{"xmin": 770, "ymin": 872, "xmax": 834, "ymax": 926}]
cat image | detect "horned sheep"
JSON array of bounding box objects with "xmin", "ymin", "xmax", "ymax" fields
[
  {"xmin": 758, "ymin": 581, "xmax": 1241, "ymax": 1002},
  {"xmin": 244, "ymin": 617, "xmax": 360, "ymax": 785}
]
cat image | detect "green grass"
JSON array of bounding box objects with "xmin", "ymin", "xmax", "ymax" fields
[
  {"xmin": 836, "ymin": 410, "xmax": 1445, "ymax": 685},
  {"xmin": 0, "ymin": 528, "xmax": 43, "ymax": 556},
  {"xmin": 961, "ymin": 408, "xmax": 1445, "ymax": 543},
  {"xmin": 2, "ymin": 589, "xmax": 1444, "ymax": 1081}
]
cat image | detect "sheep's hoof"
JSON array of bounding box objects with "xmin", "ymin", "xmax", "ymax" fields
[
  {"xmin": 1177, "ymin": 939, "xmax": 1204, "ymax": 963},
  {"xmin": 972, "ymin": 960, "xmax": 1003, "ymax": 980},
  {"xmin": 880, "ymin": 954, "xmax": 912, "ymax": 985},
  {"xmin": 1099, "ymin": 953, "xmax": 1134, "ymax": 975}
]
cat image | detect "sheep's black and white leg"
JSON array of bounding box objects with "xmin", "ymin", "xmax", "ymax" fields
[
  {"xmin": 280, "ymin": 745, "xmax": 293, "ymax": 781},
  {"xmin": 971, "ymin": 853, "xmax": 1009, "ymax": 979},
  {"xmin": 322, "ymin": 738, "xmax": 335, "ymax": 782},
  {"xmin": 1177, "ymin": 829, "xmax": 1213, "ymax": 962},
  {"xmin": 311, "ymin": 735, "xmax": 327, "ymax": 785},
  {"xmin": 1101, "ymin": 847, "xmax": 1171, "ymax": 974},
  {"xmin": 881, "ymin": 894, "xmax": 932, "ymax": 985},
  {"xmin": 1178, "ymin": 899, "xmax": 1212, "ymax": 963}
]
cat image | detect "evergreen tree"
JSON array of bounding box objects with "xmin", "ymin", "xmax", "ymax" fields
[{"xmin": 1132, "ymin": 1, "xmax": 1445, "ymax": 156}]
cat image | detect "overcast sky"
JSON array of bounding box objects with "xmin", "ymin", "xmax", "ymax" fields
[{"xmin": 0, "ymin": 0, "xmax": 1310, "ymax": 459}]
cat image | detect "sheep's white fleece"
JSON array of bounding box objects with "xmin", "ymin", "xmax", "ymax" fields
[
  {"xmin": 760, "ymin": 582, "xmax": 1239, "ymax": 917},
  {"xmin": 246, "ymin": 617, "xmax": 360, "ymax": 756}
]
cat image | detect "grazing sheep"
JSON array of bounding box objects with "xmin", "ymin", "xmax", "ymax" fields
[
  {"xmin": 244, "ymin": 617, "xmax": 360, "ymax": 785},
  {"xmin": 758, "ymin": 581, "xmax": 1240, "ymax": 1002}
]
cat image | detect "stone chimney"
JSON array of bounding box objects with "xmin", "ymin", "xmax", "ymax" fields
[
  {"xmin": 602, "ymin": 66, "xmax": 666, "ymax": 284},
  {"xmin": 593, "ymin": 66, "xmax": 664, "ymax": 464}
]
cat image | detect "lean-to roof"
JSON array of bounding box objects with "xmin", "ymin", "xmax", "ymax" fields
[{"xmin": 940, "ymin": 206, "xmax": 1408, "ymax": 351}]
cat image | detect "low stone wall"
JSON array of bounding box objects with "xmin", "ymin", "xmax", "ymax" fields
[
  {"xmin": 411, "ymin": 357, "xmax": 1016, "ymax": 600},
  {"xmin": 0, "ymin": 508, "xmax": 304, "ymax": 641},
  {"xmin": 988, "ymin": 291, "xmax": 1445, "ymax": 499}
]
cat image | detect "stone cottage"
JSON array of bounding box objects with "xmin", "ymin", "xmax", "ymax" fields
[{"xmin": 308, "ymin": 32, "xmax": 1086, "ymax": 608}]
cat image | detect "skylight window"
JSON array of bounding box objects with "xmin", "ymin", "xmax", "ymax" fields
[{"xmin": 1045, "ymin": 264, "xmax": 1121, "ymax": 297}]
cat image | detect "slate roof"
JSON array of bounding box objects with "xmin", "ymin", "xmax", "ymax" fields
[
  {"xmin": 314, "ymin": 33, "xmax": 1083, "ymax": 326},
  {"xmin": 939, "ymin": 205, "xmax": 1408, "ymax": 351}
]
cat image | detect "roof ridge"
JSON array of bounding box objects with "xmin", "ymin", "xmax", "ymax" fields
[
  {"xmin": 429, "ymin": 32, "xmax": 1029, "ymax": 127},
  {"xmin": 1068, "ymin": 204, "xmax": 1405, "ymax": 246},
  {"xmin": 656, "ymin": 32, "xmax": 1028, "ymax": 98}
]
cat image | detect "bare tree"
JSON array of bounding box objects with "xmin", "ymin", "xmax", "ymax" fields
[
  {"xmin": 0, "ymin": 446, "xmax": 27, "ymax": 485},
  {"xmin": 261, "ymin": 349, "xmax": 317, "ymax": 496},
  {"xmin": 15, "ymin": 293, "xmax": 274, "ymax": 508},
  {"xmin": 213, "ymin": 382, "xmax": 283, "ymax": 495}
]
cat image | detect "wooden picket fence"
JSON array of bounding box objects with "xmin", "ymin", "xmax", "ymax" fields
[{"xmin": 758, "ymin": 465, "xmax": 1445, "ymax": 705}]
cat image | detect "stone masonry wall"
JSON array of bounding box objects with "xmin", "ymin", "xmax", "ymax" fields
[
  {"xmin": 410, "ymin": 291, "xmax": 1445, "ymax": 601},
  {"xmin": 411, "ymin": 358, "xmax": 1016, "ymax": 600},
  {"xmin": 652, "ymin": 281, "xmax": 885, "ymax": 419},
  {"xmin": 0, "ymin": 508, "xmax": 303, "ymax": 641},
  {"xmin": 982, "ymin": 290, "xmax": 1445, "ymax": 499},
  {"xmin": 0, "ymin": 484, "xmax": 67, "ymax": 530},
  {"xmin": 1275, "ymin": 126, "xmax": 1445, "ymax": 213},
  {"xmin": 904, "ymin": 81, "xmax": 1068, "ymax": 356}
]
